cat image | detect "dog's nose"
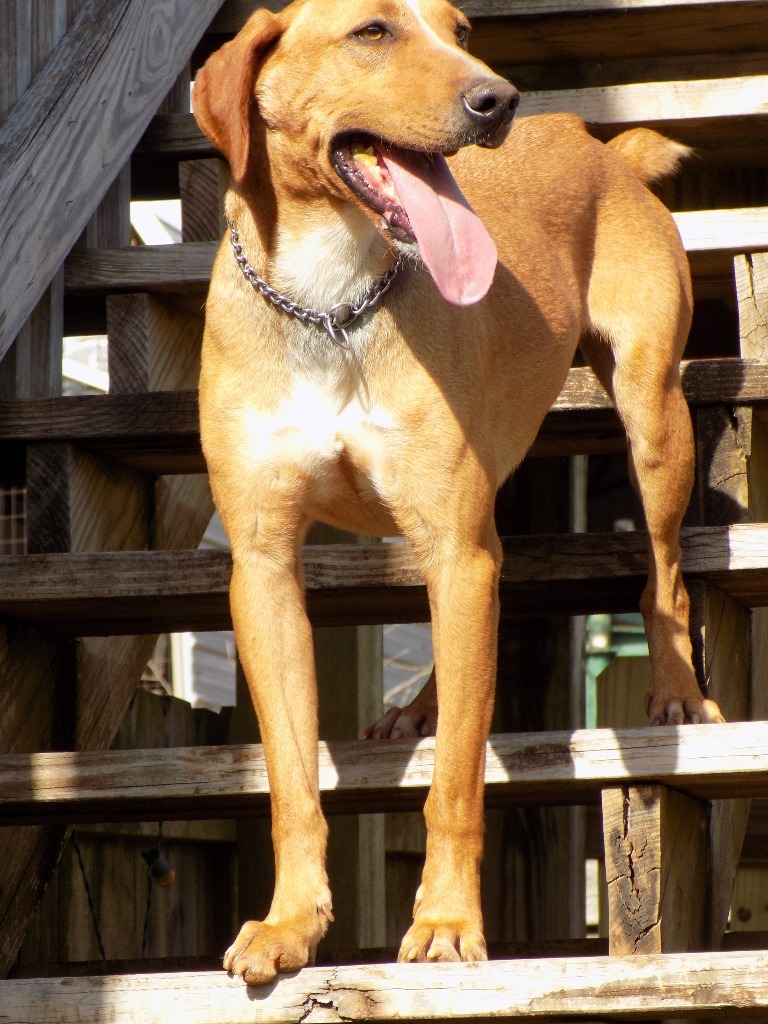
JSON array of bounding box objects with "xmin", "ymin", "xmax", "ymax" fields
[{"xmin": 462, "ymin": 79, "xmax": 520, "ymax": 148}]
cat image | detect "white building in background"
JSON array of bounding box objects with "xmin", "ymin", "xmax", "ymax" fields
[{"xmin": 170, "ymin": 512, "xmax": 238, "ymax": 711}]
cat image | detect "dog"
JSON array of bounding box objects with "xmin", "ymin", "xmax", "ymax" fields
[{"xmin": 192, "ymin": 0, "xmax": 725, "ymax": 986}]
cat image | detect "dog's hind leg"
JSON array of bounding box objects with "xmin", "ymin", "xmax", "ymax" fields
[
  {"xmin": 583, "ymin": 206, "xmax": 724, "ymax": 725},
  {"xmin": 365, "ymin": 667, "xmax": 438, "ymax": 739}
]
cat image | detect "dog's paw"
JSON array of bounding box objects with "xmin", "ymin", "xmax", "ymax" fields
[
  {"xmin": 223, "ymin": 909, "xmax": 330, "ymax": 985},
  {"xmin": 398, "ymin": 919, "xmax": 487, "ymax": 964},
  {"xmin": 646, "ymin": 692, "xmax": 725, "ymax": 727},
  {"xmin": 364, "ymin": 702, "xmax": 437, "ymax": 740}
]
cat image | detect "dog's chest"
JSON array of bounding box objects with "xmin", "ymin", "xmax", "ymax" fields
[{"xmin": 243, "ymin": 373, "xmax": 398, "ymax": 501}]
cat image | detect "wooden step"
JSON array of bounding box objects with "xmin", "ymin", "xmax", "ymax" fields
[
  {"xmin": 1, "ymin": 524, "xmax": 768, "ymax": 634},
  {"xmin": 62, "ymin": 209, "xmax": 768, "ymax": 330},
  {"xmin": 0, "ymin": 390, "xmax": 203, "ymax": 475},
  {"xmin": 4, "ymin": 950, "xmax": 768, "ymax": 1021},
  {"xmin": 208, "ymin": 0, "xmax": 768, "ymax": 66},
  {"xmin": 133, "ymin": 75, "xmax": 768, "ymax": 198},
  {"xmin": 10, "ymin": 930, "xmax": 768, "ymax": 979},
  {"xmin": 4, "ymin": 359, "xmax": 768, "ymax": 472},
  {"xmin": 136, "ymin": 77, "xmax": 768, "ymax": 158},
  {"xmin": 1, "ymin": 722, "xmax": 767, "ymax": 825}
]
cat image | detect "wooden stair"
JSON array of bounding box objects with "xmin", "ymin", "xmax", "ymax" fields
[
  {"xmin": 2, "ymin": 0, "xmax": 768, "ymax": 1019},
  {"xmin": 0, "ymin": 523, "xmax": 767, "ymax": 633},
  {"xmin": 4, "ymin": 951, "xmax": 768, "ymax": 1022},
  {"xmin": 2, "ymin": 722, "xmax": 768, "ymax": 824}
]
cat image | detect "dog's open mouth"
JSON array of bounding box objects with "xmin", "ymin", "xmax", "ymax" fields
[
  {"xmin": 331, "ymin": 136, "xmax": 416, "ymax": 244},
  {"xmin": 331, "ymin": 134, "xmax": 498, "ymax": 307}
]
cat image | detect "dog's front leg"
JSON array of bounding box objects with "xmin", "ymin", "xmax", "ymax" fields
[
  {"xmin": 398, "ymin": 511, "xmax": 501, "ymax": 964},
  {"xmin": 222, "ymin": 539, "xmax": 333, "ymax": 985}
]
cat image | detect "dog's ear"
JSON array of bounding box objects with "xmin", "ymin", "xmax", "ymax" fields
[{"xmin": 192, "ymin": 10, "xmax": 281, "ymax": 184}]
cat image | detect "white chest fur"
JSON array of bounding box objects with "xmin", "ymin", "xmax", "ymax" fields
[{"xmin": 240, "ymin": 371, "xmax": 398, "ymax": 501}]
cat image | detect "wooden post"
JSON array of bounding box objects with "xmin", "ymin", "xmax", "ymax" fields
[
  {"xmin": 681, "ymin": 250, "xmax": 768, "ymax": 959},
  {"xmin": 602, "ymin": 785, "xmax": 708, "ymax": 954}
]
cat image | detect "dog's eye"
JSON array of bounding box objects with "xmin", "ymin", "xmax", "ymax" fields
[
  {"xmin": 455, "ymin": 23, "xmax": 470, "ymax": 49},
  {"xmin": 354, "ymin": 23, "xmax": 390, "ymax": 43}
]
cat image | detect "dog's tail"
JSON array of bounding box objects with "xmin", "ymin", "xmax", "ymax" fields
[{"xmin": 606, "ymin": 128, "xmax": 692, "ymax": 184}]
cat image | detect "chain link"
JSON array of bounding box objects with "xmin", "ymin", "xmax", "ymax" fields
[{"xmin": 229, "ymin": 224, "xmax": 401, "ymax": 349}]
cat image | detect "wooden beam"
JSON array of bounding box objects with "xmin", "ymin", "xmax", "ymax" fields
[
  {"xmin": 65, "ymin": 242, "xmax": 216, "ymax": 295},
  {"xmin": 676, "ymin": 208, "xmax": 768, "ymax": 257},
  {"xmin": 0, "ymin": 524, "xmax": 768, "ymax": 633},
  {"xmin": 737, "ymin": 254, "xmax": 768, "ymax": 362},
  {"xmin": 521, "ymin": 75, "xmax": 768, "ymax": 124},
  {"xmin": 2, "ymin": 721, "xmax": 768, "ymax": 825},
  {"xmin": 5, "ymin": 950, "xmax": 768, "ymax": 1022},
  {"xmin": 136, "ymin": 74, "xmax": 768, "ymax": 164},
  {"xmin": 602, "ymin": 785, "xmax": 708, "ymax": 954},
  {"xmin": 0, "ymin": 0, "xmax": 225, "ymax": 358},
  {"xmin": 61, "ymin": 208, "xmax": 768, "ymax": 310},
  {"xmin": 210, "ymin": 0, "xmax": 768, "ymax": 32},
  {"xmin": 3, "ymin": 359, "xmax": 768, "ymax": 471}
]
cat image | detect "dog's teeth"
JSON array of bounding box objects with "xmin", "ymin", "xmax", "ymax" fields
[{"xmin": 355, "ymin": 152, "xmax": 378, "ymax": 168}]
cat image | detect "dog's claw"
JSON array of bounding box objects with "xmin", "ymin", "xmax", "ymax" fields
[
  {"xmin": 224, "ymin": 917, "xmax": 322, "ymax": 985},
  {"xmin": 397, "ymin": 921, "xmax": 487, "ymax": 965},
  {"xmin": 365, "ymin": 703, "xmax": 437, "ymax": 740},
  {"xmin": 646, "ymin": 692, "xmax": 725, "ymax": 726}
]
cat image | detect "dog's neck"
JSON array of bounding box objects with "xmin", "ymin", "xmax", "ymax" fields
[{"xmin": 226, "ymin": 190, "xmax": 396, "ymax": 316}]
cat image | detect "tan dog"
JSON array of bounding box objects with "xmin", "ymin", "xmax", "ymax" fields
[{"xmin": 193, "ymin": 0, "xmax": 724, "ymax": 985}]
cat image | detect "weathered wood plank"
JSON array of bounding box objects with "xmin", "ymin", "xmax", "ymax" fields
[
  {"xmin": 64, "ymin": 242, "xmax": 216, "ymax": 295},
  {"xmin": 3, "ymin": 356, "xmax": 767, "ymax": 472},
  {"xmin": 0, "ymin": 0, "xmax": 225, "ymax": 359},
  {"xmin": 61, "ymin": 206, "xmax": 768, "ymax": 304},
  {"xmin": 210, "ymin": 0, "xmax": 768, "ymax": 33},
  {"xmin": 136, "ymin": 75, "xmax": 768, "ymax": 164},
  {"xmin": 0, "ymin": 357, "xmax": 765, "ymax": 453},
  {"xmin": 0, "ymin": 524, "xmax": 768, "ymax": 633},
  {"xmin": 1, "ymin": 722, "xmax": 768, "ymax": 825},
  {"xmin": 4, "ymin": 950, "xmax": 768, "ymax": 1021},
  {"xmin": 736, "ymin": 253, "xmax": 768, "ymax": 357},
  {"xmin": 521, "ymin": 75, "xmax": 768, "ymax": 124},
  {"xmin": 602, "ymin": 785, "xmax": 708, "ymax": 954},
  {"xmin": 676, "ymin": 208, "xmax": 768, "ymax": 256},
  {"xmin": 10, "ymin": 930, "xmax": 768, "ymax": 978}
]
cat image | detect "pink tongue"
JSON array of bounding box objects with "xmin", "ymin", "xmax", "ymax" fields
[{"xmin": 380, "ymin": 148, "xmax": 497, "ymax": 306}]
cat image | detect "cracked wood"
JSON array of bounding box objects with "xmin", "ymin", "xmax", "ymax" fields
[
  {"xmin": 602, "ymin": 786, "xmax": 708, "ymax": 954},
  {"xmin": 4, "ymin": 951, "xmax": 768, "ymax": 1021}
]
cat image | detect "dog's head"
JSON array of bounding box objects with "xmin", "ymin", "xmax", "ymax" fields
[{"xmin": 193, "ymin": 0, "xmax": 519, "ymax": 305}]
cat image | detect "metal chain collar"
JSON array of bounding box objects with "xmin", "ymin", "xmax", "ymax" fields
[{"xmin": 229, "ymin": 224, "xmax": 402, "ymax": 349}]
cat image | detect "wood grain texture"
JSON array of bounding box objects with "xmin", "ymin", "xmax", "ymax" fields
[
  {"xmin": 0, "ymin": 0, "xmax": 224, "ymax": 357},
  {"xmin": 60, "ymin": 207, "xmax": 768, "ymax": 304},
  {"xmin": 602, "ymin": 786, "xmax": 708, "ymax": 954},
  {"xmin": 2, "ymin": 359, "xmax": 768, "ymax": 471},
  {"xmin": 65, "ymin": 242, "xmax": 216, "ymax": 294},
  {"xmin": 4, "ymin": 950, "xmax": 768, "ymax": 1021},
  {"xmin": 210, "ymin": 0, "xmax": 768, "ymax": 33},
  {"xmin": 521, "ymin": 75, "xmax": 768, "ymax": 124},
  {"xmin": 736, "ymin": 253, "xmax": 768, "ymax": 358},
  {"xmin": 0, "ymin": 524, "xmax": 768, "ymax": 633},
  {"xmin": 1, "ymin": 721, "xmax": 768, "ymax": 825}
]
